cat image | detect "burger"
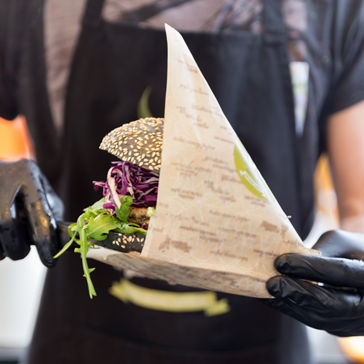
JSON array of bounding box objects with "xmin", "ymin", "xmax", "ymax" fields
[
  {"xmin": 95, "ymin": 117, "xmax": 164, "ymax": 229},
  {"xmin": 55, "ymin": 117, "xmax": 165, "ymax": 298}
]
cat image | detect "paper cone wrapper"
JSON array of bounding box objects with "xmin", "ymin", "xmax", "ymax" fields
[{"xmin": 88, "ymin": 25, "xmax": 319, "ymax": 298}]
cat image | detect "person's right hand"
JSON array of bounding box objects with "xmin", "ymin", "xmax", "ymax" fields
[{"xmin": 0, "ymin": 159, "xmax": 64, "ymax": 267}]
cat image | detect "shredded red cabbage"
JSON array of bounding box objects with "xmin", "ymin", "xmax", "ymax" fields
[{"xmin": 93, "ymin": 161, "xmax": 159, "ymax": 211}]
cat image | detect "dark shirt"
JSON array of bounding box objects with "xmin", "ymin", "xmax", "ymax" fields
[{"xmin": 1, "ymin": 1, "xmax": 364, "ymax": 363}]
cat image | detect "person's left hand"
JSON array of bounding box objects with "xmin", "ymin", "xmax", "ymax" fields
[{"xmin": 266, "ymin": 230, "xmax": 364, "ymax": 336}]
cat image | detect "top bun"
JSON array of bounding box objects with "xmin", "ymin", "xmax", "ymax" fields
[{"xmin": 99, "ymin": 117, "xmax": 164, "ymax": 171}]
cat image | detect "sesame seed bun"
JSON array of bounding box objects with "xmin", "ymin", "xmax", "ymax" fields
[{"xmin": 99, "ymin": 117, "xmax": 164, "ymax": 171}]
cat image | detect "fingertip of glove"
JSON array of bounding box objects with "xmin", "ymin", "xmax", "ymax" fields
[
  {"xmin": 275, "ymin": 254, "xmax": 295, "ymax": 275},
  {"xmin": 36, "ymin": 239, "xmax": 58, "ymax": 268},
  {"xmin": 3, "ymin": 242, "xmax": 30, "ymax": 261},
  {"xmin": 39, "ymin": 253, "xmax": 56, "ymax": 268},
  {"xmin": 274, "ymin": 253, "xmax": 304, "ymax": 273},
  {"xmin": 266, "ymin": 276, "xmax": 282, "ymax": 297}
]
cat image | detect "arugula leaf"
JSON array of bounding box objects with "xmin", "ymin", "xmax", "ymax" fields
[
  {"xmin": 115, "ymin": 195, "xmax": 133, "ymax": 222},
  {"xmin": 115, "ymin": 223, "xmax": 147, "ymax": 235},
  {"xmin": 54, "ymin": 196, "xmax": 147, "ymax": 299},
  {"xmin": 53, "ymin": 227, "xmax": 77, "ymax": 259},
  {"xmin": 79, "ymin": 226, "xmax": 96, "ymax": 298},
  {"xmin": 86, "ymin": 212, "xmax": 121, "ymax": 241}
]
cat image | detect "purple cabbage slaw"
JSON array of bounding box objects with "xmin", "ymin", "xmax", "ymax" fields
[{"xmin": 93, "ymin": 161, "xmax": 159, "ymax": 213}]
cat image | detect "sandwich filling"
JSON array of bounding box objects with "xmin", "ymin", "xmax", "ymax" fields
[
  {"xmin": 55, "ymin": 118, "xmax": 163, "ymax": 298},
  {"xmin": 93, "ymin": 160, "xmax": 159, "ymax": 227}
]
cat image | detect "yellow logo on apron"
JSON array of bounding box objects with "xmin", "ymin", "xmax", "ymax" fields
[{"xmin": 110, "ymin": 278, "xmax": 230, "ymax": 317}]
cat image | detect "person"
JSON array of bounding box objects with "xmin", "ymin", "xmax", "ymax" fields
[{"xmin": 1, "ymin": 0, "xmax": 364, "ymax": 363}]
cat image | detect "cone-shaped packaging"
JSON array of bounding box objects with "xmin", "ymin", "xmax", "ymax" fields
[
  {"xmin": 139, "ymin": 25, "xmax": 318, "ymax": 297},
  {"xmin": 89, "ymin": 25, "xmax": 318, "ymax": 298}
]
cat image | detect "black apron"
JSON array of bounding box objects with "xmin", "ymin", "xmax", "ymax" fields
[{"xmin": 25, "ymin": 1, "xmax": 313, "ymax": 363}]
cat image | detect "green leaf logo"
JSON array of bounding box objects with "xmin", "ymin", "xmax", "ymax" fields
[
  {"xmin": 138, "ymin": 86, "xmax": 153, "ymax": 118},
  {"xmin": 233, "ymin": 144, "xmax": 267, "ymax": 200}
]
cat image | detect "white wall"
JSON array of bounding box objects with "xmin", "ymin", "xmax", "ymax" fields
[{"xmin": 0, "ymin": 247, "xmax": 46, "ymax": 349}]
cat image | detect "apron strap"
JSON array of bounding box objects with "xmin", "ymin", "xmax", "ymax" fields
[
  {"xmin": 82, "ymin": 0, "xmax": 105, "ymax": 26},
  {"xmin": 263, "ymin": 0, "xmax": 285, "ymax": 45}
]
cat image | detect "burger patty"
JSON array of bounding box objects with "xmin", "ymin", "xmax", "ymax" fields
[{"xmin": 129, "ymin": 206, "xmax": 150, "ymax": 226}]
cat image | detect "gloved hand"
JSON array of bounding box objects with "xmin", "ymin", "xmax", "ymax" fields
[
  {"xmin": 0, "ymin": 159, "xmax": 64, "ymax": 267},
  {"xmin": 266, "ymin": 230, "xmax": 364, "ymax": 336}
]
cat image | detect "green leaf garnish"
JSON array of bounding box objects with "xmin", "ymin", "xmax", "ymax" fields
[
  {"xmin": 115, "ymin": 195, "xmax": 133, "ymax": 222},
  {"xmin": 146, "ymin": 207, "xmax": 155, "ymax": 218},
  {"xmin": 54, "ymin": 196, "xmax": 147, "ymax": 299}
]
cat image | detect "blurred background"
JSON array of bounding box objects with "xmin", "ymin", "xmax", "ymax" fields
[
  {"xmin": 0, "ymin": 116, "xmax": 363, "ymax": 364},
  {"xmin": 0, "ymin": 117, "xmax": 46, "ymax": 364}
]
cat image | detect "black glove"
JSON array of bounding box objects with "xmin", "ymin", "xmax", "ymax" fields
[
  {"xmin": 266, "ymin": 230, "xmax": 364, "ymax": 336},
  {"xmin": 0, "ymin": 159, "xmax": 64, "ymax": 267}
]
